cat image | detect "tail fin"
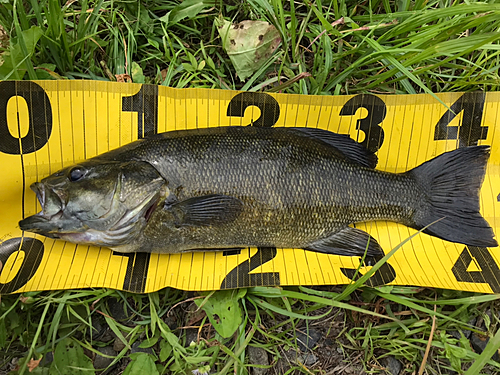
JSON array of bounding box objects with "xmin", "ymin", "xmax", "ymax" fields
[{"xmin": 408, "ymin": 146, "xmax": 497, "ymax": 247}]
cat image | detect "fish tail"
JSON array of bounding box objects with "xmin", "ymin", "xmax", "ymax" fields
[{"xmin": 407, "ymin": 145, "xmax": 497, "ymax": 247}]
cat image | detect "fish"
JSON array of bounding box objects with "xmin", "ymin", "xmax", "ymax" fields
[{"xmin": 19, "ymin": 126, "xmax": 498, "ymax": 256}]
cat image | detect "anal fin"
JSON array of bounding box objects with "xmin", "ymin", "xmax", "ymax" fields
[{"xmin": 304, "ymin": 227, "xmax": 384, "ymax": 257}]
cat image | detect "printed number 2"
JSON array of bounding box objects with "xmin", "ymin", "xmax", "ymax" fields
[
  {"xmin": 221, "ymin": 248, "xmax": 280, "ymax": 289},
  {"xmin": 222, "ymin": 92, "xmax": 281, "ymax": 289},
  {"xmin": 226, "ymin": 92, "xmax": 280, "ymax": 127}
]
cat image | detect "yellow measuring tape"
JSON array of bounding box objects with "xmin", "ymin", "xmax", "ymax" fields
[{"xmin": 0, "ymin": 81, "xmax": 498, "ymax": 294}]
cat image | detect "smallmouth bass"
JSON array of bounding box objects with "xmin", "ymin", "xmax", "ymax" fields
[{"xmin": 19, "ymin": 126, "xmax": 498, "ymax": 256}]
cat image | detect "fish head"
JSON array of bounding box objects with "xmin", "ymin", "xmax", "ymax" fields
[{"xmin": 19, "ymin": 160, "xmax": 166, "ymax": 248}]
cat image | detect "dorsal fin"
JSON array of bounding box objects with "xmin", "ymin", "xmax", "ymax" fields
[{"xmin": 289, "ymin": 127, "xmax": 378, "ymax": 168}]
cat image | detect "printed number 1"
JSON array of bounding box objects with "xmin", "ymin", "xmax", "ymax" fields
[
  {"xmin": 122, "ymin": 85, "xmax": 159, "ymax": 139},
  {"xmin": 113, "ymin": 251, "xmax": 152, "ymax": 293},
  {"xmin": 113, "ymin": 84, "xmax": 161, "ymax": 292}
]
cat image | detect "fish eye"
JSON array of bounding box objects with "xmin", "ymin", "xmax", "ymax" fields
[{"xmin": 69, "ymin": 167, "xmax": 86, "ymax": 182}]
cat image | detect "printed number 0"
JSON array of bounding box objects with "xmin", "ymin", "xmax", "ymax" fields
[
  {"xmin": 0, "ymin": 81, "xmax": 53, "ymax": 155},
  {"xmin": 0, "ymin": 238, "xmax": 45, "ymax": 294},
  {"xmin": 0, "ymin": 82, "xmax": 51, "ymax": 293}
]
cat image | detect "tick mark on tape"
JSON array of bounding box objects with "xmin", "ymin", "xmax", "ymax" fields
[{"xmin": 497, "ymin": 193, "xmax": 500, "ymax": 202}]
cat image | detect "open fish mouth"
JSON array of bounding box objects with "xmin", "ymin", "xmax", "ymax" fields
[
  {"xmin": 32, "ymin": 182, "xmax": 65, "ymax": 219},
  {"xmin": 19, "ymin": 183, "xmax": 65, "ymax": 234}
]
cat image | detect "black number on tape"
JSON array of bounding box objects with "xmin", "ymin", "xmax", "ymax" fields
[
  {"xmin": 338, "ymin": 96, "xmax": 389, "ymax": 278},
  {"xmin": 339, "ymin": 94, "xmax": 386, "ymax": 153},
  {"xmin": 113, "ymin": 251, "xmax": 151, "ymax": 293},
  {"xmin": 0, "ymin": 237, "xmax": 44, "ymax": 294},
  {"xmin": 222, "ymin": 93, "xmax": 281, "ymax": 288},
  {"xmin": 0, "ymin": 81, "xmax": 52, "ymax": 155},
  {"xmin": 227, "ymin": 92, "xmax": 280, "ymax": 127},
  {"xmin": 340, "ymin": 256, "xmax": 396, "ymax": 287},
  {"xmin": 434, "ymin": 92, "xmax": 488, "ymax": 147},
  {"xmin": 98, "ymin": 85, "xmax": 159, "ymax": 294},
  {"xmin": 220, "ymin": 247, "xmax": 280, "ymax": 289},
  {"xmin": 452, "ymin": 246, "xmax": 500, "ymax": 293},
  {"xmin": 122, "ymin": 84, "xmax": 159, "ymax": 139}
]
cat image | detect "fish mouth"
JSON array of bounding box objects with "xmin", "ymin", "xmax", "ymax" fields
[
  {"xmin": 19, "ymin": 183, "xmax": 66, "ymax": 235},
  {"xmin": 33, "ymin": 182, "xmax": 64, "ymax": 218}
]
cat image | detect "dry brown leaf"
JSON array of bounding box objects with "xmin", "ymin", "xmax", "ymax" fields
[
  {"xmin": 0, "ymin": 25, "xmax": 8, "ymax": 66},
  {"xmin": 160, "ymin": 68, "xmax": 168, "ymax": 82},
  {"xmin": 27, "ymin": 358, "xmax": 42, "ymax": 373},
  {"xmin": 115, "ymin": 73, "xmax": 132, "ymax": 83},
  {"xmin": 19, "ymin": 295, "xmax": 29, "ymax": 303},
  {"xmin": 0, "ymin": 24, "xmax": 8, "ymax": 49}
]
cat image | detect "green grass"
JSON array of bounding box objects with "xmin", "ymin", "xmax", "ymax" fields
[
  {"xmin": 1, "ymin": 0, "xmax": 500, "ymax": 374},
  {"xmin": 1, "ymin": 0, "xmax": 500, "ymax": 91}
]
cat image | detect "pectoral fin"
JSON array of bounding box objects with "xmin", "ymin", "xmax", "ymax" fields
[
  {"xmin": 304, "ymin": 227, "xmax": 383, "ymax": 257},
  {"xmin": 167, "ymin": 194, "xmax": 243, "ymax": 227}
]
